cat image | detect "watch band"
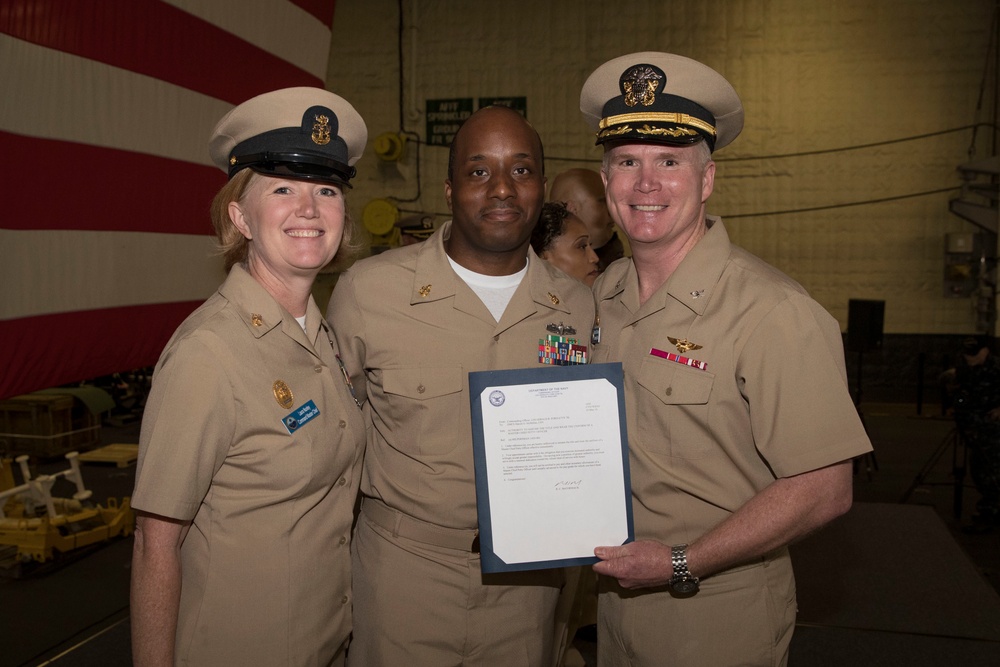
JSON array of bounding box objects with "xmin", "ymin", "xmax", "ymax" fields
[
  {"xmin": 670, "ymin": 543, "xmax": 691, "ymax": 578},
  {"xmin": 669, "ymin": 543, "xmax": 700, "ymax": 593}
]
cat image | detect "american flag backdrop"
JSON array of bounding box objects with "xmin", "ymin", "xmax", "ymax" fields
[{"xmin": 0, "ymin": 0, "xmax": 338, "ymax": 399}]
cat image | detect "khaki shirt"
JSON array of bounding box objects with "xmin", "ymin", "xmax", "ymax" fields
[
  {"xmin": 329, "ymin": 221, "xmax": 596, "ymax": 529},
  {"xmin": 133, "ymin": 265, "xmax": 365, "ymax": 666},
  {"xmin": 592, "ymin": 218, "xmax": 871, "ymax": 546}
]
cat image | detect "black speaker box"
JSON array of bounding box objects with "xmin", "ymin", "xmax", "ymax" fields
[{"xmin": 847, "ymin": 299, "xmax": 885, "ymax": 352}]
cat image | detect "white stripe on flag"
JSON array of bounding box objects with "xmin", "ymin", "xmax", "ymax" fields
[
  {"xmin": 164, "ymin": 0, "xmax": 332, "ymax": 79},
  {"xmin": 0, "ymin": 230, "xmax": 225, "ymax": 320},
  {"xmin": 0, "ymin": 34, "xmax": 232, "ymax": 165}
]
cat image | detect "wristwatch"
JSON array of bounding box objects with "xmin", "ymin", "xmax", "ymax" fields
[{"xmin": 669, "ymin": 544, "xmax": 700, "ymax": 594}]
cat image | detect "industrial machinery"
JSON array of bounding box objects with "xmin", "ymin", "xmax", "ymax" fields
[{"xmin": 0, "ymin": 451, "xmax": 134, "ymax": 569}]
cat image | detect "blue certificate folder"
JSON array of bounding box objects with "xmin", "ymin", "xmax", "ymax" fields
[{"xmin": 469, "ymin": 362, "xmax": 634, "ymax": 573}]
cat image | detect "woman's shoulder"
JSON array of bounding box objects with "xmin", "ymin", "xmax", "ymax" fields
[{"xmin": 158, "ymin": 293, "xmax": 245, "ymax": 361}]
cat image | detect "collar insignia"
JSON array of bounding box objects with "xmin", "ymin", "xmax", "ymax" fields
[
  {"xmin": 418, "ymin": 284, "xmax": 432, "ymax": 297},
  {"xmin": 690, "ymin": 290, "xmax": 705, "ymax": 299},
  {"xmin": 251, "ymin": 313, "xmax": 263, "ymax": 327},
  {"xmin": 668, "ymin": 336, "xmax": 702, "ymax": 354},
  {"xmin": 547, "ymin": 292, "xmax": 560, "ymax": 305}
]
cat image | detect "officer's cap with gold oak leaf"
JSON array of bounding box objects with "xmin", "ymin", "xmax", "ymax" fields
[{"xmin": 581, "ymin": 52, "xmax": 743, "ymax": 152}]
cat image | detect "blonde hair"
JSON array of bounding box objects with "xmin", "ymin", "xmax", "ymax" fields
[
  {"xmin": 601, "ymin": 139, "xmax": 712, "ymax": 174},
  {"xmin": 209, "ymin": 169, "xmax": 364, "ymax": 272}
]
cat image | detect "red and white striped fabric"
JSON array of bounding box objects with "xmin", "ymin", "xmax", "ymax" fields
[{"xmin": 0, "ymin": 0, "xmax": 337, "ymax": 399}]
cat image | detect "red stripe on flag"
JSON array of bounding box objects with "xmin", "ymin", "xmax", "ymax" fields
[
  {"xmin": 0, "ymin": 0, "xmax": 322, "ymax": 104},
  {"xmin": 0, "ymin": 301, "xmax": 203, "ymax": 399},
  {"xmin": 291, "ymin": 0, "xmax": 336, "ymax": 27},
  {"xmin": 1, "ymin": 130, "xmax": 225, "ymax": 234}
]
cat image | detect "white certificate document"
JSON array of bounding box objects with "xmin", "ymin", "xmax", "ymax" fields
[{"xmin": 469, "ymin": 363, "xmax": 633, "ymax": 573}]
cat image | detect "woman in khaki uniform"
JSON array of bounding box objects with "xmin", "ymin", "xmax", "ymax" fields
[{"xmin": 130, "ymin": 88, "xmax": 367, "ymax": 667}]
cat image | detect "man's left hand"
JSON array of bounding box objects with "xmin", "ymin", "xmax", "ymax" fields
[{"xmin": 593, "ymin": 540, "xmax": 675, "ymax": 589}]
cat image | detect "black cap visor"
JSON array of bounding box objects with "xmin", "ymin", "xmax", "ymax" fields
[{"xmin": 232, "ymin": 151, "xmax": 355, "ymax": 187}]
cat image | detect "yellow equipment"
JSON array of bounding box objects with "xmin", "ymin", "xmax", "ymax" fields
[{"xmin": 0, "ymin": 452, "xmax": 134, "ymax": 564}]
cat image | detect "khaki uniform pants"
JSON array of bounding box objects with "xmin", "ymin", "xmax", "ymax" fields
[
  {"xmin": 597, "ymin": 550, "xmax": 796, "ymax": 667},
  {"xmin": 347, "ymin": 501, "xmax": 563, "ymax": 667}
]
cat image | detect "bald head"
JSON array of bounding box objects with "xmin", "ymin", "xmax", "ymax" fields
[
  {"xmin": 442, "ymin": 105, "xmax": 547, "ymax": 274},
  {"xmin": 448, "ymin": 105, "xmax": 543, "ymax": 182},
  {"xmin": 548, "ymin": 168, "xmax": 615, "ymax": 249}
]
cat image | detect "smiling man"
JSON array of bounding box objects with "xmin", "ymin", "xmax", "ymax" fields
[
  {"xmin": 328, "ymin": 105, "xmax": 595, "ymax": 666},
  {"xmin": 581, "ymin": 53, "xmax": 873, "ymax": 666}
]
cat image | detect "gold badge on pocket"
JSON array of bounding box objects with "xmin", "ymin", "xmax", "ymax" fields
[{"xmin": 273, "ymin": 380, "xmax": 294, "ymax": 409}]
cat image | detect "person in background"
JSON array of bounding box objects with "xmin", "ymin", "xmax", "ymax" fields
[
  {"xmin": 329, "ymin": 105, "xmax": 595, "ymax": 667},
  {"xmin": 529, "ymin": 201, "xmax": 601, "ymax": 664},
  {"xmin": 580, "ymin": 52, "xmax": 873, "ymax": 666},
  {"xmin": 945, "ymin": 336, "xmax": 1000, "ymax": 533},
  {"xmin": 531, "ymin": 201, "xmax": 600, "ymax": 286},
  {"xmin": 130, "ymin": 87, "xmax": 367, "ymax": 667},
  {"xmin": 549, "ymin": 167, "xmax": 626, "ymax": 271}
]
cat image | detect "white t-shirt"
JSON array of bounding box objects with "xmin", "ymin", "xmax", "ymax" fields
[{"xmin": 447, "ymin": 256, "xmax": 527, "ymax": 322}]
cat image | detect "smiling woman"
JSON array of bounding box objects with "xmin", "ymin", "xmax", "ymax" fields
[
  {"xmin": 129, "ymin": 87, "xmax": 368, "ymax": 667},
  {"xmin": 531, "ymin": 201, "xmax": 600, "ymax": 286},
  {"xmin": 229, "ymin": 174, "xmax": 348, "ymax": 297}
]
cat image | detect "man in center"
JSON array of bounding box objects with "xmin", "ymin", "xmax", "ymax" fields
[{"xmin": 329, "ymin": 105, "xmax": 596, "ymax": 666}]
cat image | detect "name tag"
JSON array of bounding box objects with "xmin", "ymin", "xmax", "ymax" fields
[{"xmin": 282, "ymin": 399, "xmax": 320, "ymax": 434}]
